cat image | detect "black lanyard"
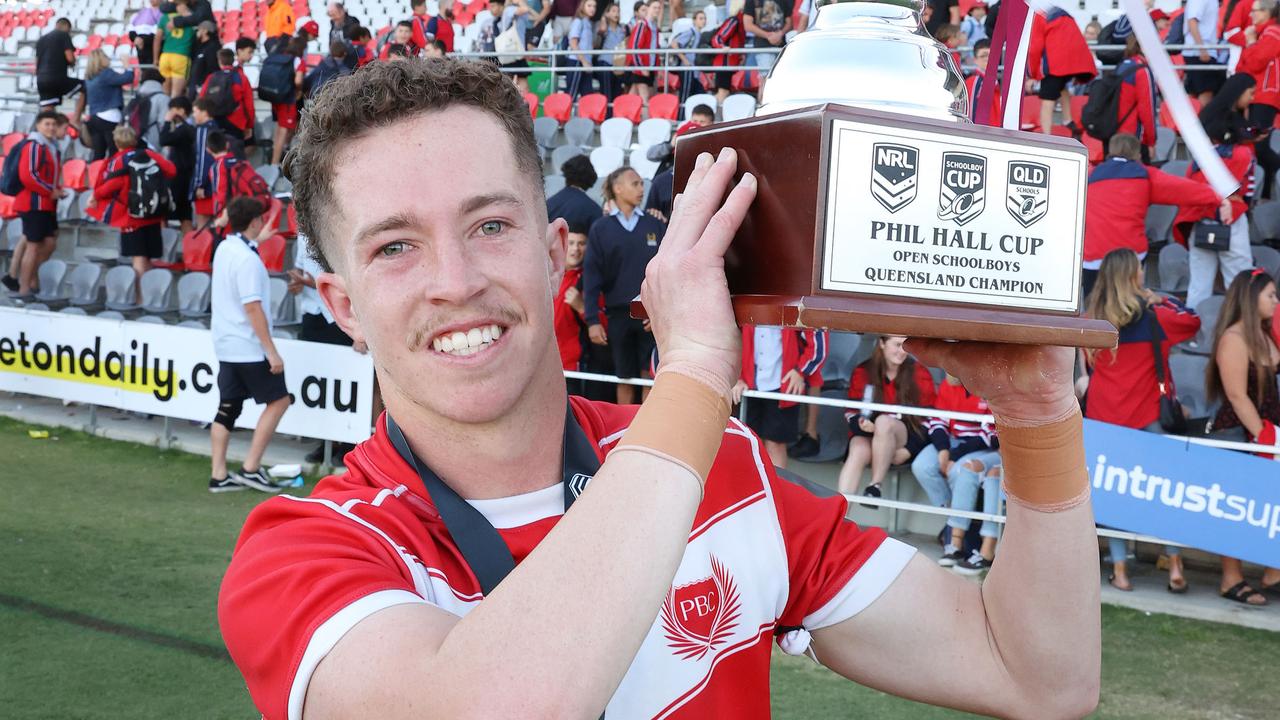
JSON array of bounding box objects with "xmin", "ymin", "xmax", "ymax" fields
[{"xmin": 384, "ymin": 406, "xmax": 601, "ymax": 596}]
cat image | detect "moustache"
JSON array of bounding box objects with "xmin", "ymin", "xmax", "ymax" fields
[{"xmin": 406, "ymin": 306, "xmax": 525, "ymax": 352}]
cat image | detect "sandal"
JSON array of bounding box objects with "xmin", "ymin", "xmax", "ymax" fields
[
  {"xmin": 1108, "ymin": 574, "xmax": 1133, "ymax": 592},
  {"xmin": 1260, "ymin": 582, "xmax": 1280, "ymax": 600},
  {"xmin": 1167, "ymin": 578, "xmax": 1188, "ymax": 594},
  {"xmin": 1220, "ymin": 581, "xmax": 1268, "ymax": 606}
]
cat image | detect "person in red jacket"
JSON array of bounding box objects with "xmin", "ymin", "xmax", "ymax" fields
[
  {"xmin": 731, "ymin": 324, "xmax": 826, "ymax": 468},
  {"xmin": 1083, "ymin": 134, "xmax": 1225, "ymax": 297},
  {"xmin": 836, "ymin": 335, "xmax": 938, "ymax": 497},
  {"xmin": 1027, "ymin": 5, "xmax": 1098, "ymax": 134},
  {"xmin": 1080, "ymin": 248, "xmax": 1198, "ymax": 593},
  {"xmin": 1114, "ymin": 39, "xmax": 1158, "ymax": 162},
  {"xmin": 554, "ymin": 227, "xmax": 588, "ymax": 371},
  {"xmin": 1232, "ymin": 0, "xmax": 1280, "ymax": 197},
  {"xmin": 8, "ymin": 110, "xmax": 67, "ymax": 298},
  {"xmin": 199, "ymin": 48, "xmax": 256, "ymax": 153},
  {"xmin": 966, "ymin": 39, "xmax": 1003, "ymax": 124},
  {"xmin": 627, "ymin": 0, "xmax": 661, "ymax": 101},
  {"xmin": 92, "ymin": 124, "xmax": 177, "ymax": 302},
  {"xmin": 711, "ymin": 0, "xmax": 746, "ymax": 103},
  {"xmin": 410, "ymin": 0, "xmax": 454, "ymax": 54}
]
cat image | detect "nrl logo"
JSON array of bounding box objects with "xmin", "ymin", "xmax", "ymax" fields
[
  {"xmin": 870, "ymin": 143, "xmax": 919, "ymax": 213},
  {"xmin": 660, "ymin": 556, "xmax": 742, "ymax": 661},
  {"xmin": 937, "ymin": 152, "xmax": 986, "ymax": 226},
  {"xmin": 1005, "ymin": 161, "xmax": 1050, "ymax": 228}
]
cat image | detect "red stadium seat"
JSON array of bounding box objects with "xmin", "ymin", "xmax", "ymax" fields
[
  {"xmin": 576, "ymin": 93, "xmax": 607, "ymax": 123},
  {"xmin": 1019, "ymin": 95, "xmax": 1040, "ymax": 132},
  {"xmin": 2, "ymin": 132, "xmax": 24, "ymax": 156},
  {"xmin": 614, "ymin": 93, "xmax": 645, "ymax": 123},
  {"xmin": 182, "ymin": 227, "xmax": 216, "ymax": 273},
  {"xmin": 1049, "ymin": 124, "xmax": 1073, "ymax": 138},
  {"xmin": 62, "ymin": 158, "xmax": 88, "ymax": 191},
  {"xmin": 646, "ymin": 93, "xmax": 677, "ymax": 121},
  {"xmin": 264, "ymin": 198, "xmax": 284, "ymax": 234},
  {"xmin": 86, "ymin": 159, "xmax": 106, "ymax": 189},
  {"xmin": 1082, "ymin": 135, "xmax": 1105, "ymax": 165},
  {"xmin": 522, "ymin": 91, "xmax": 538, "ymax": 119},
  {"xmin": 542, "ymin": 92, "xmax": 572, "ymax": 124},
  {"xmin": 0, "ymin": 194, "xmax": 17, "ymax": 220},
  {"xmin": 259, "ymin": 234, "xmax": 285, "ymax": 273},
  {"xmin": 284, "ymin": 202, "xmax": 297, "ymax": 238}
]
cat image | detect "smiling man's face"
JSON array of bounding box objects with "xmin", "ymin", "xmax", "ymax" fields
[{"xmin": 316, "ymin": 107, "xmax": 566, "ymax": 427}]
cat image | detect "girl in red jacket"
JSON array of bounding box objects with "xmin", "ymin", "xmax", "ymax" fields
[
  {"xmin": 1027, "ymin": 6, "xmax": 1098, "ymax": 134},
  {"xmin": 1080, "ymin": 249, "xmax": 1199, "ymax": 593},
  {"xmin": 91, "ymin": 124, "xmax": 177, "ymax": 303},
  {"xmin": 1232, "ymin": 0, "xmax": 1280, "ymax": 197},
  {"xmin": 835, "ymin": 335, "xmax": 937, "ymax": 497}
]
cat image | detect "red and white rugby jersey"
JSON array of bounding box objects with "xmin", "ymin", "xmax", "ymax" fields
[{"xmin": 218, "ymin": 397, "xmax": 916, "ymax": 720}]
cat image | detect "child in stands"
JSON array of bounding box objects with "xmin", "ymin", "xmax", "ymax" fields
[
  {"xmin": 190, "ymin": 97, "xmax": 222, "ymax": 226},
  {"xmin": 159, "ymin": 95, "xmax": 196, "ymax": 237},
  {"xmin": 199, "ymin": 48, "xmax": 255, "ymax": 155}
]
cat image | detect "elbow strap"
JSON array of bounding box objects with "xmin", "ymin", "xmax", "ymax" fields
[
  {"xmin": 611, "ymin": 371, "xmax": 731, "ymax": 486},
  {"xmin": 997, "ymin": 410, "xmax": 1091, "ymax": 513}
]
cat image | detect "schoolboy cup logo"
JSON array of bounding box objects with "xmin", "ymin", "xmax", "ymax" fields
[
  {"xmin": 1006, "ymin": 161, "xmax": 1050, "ymax": 228},
  {"xmin": 869, "ymin": 143, "xmax": 919, "ymax": 213},
  {"xmin": 660, "ymin": 556, "xmax": 742, "ymax": 661},
  {"xmin": 937, "ymin": 152, "xmax": 986, "ymax": 226}
]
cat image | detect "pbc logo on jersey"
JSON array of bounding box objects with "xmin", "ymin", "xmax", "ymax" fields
[
  {"xmin": 870, "ymin": 143, "xmax": 919, "ymax": 213},
  {"xmin": 661, "ymin": 556, "xmax": 742, "ymax": 661},
  {"xmin": 1005, "ymin": 161, "xmax": 1050, "ymax": 228},
  {"xmin": 937, "ymin": 152, "xmax": 986, "ymax": 226}
]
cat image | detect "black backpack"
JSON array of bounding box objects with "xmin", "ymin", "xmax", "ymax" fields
[
  {"xmin": 304, "ymin": 57, "xmax": 351, "ymax": 99},
  {"xmin": 1081, "ymin": 64, "xmax": 1138, "ymax": 143},
  {"xmin": 258, "ymin": 53, "xmax": 297, "ymax": 104},
  {"xmin": 122, "ymin": 152, "xmax": 173, "ymax": 219},
  {"xmin": 203, "ymin": 70, "xmax": 239, "ymax": 117},
  {"xmin": 0, "ymin": 138, "xmax": 32, "ymax": 196},
  {"xmin": 125, "ymin": 92, "xmax": 153, "ymax": 138}
]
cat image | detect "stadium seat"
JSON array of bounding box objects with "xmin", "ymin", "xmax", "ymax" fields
[
  {"xmin": 1081, "ymin": 135, "xmax": 1104, "ymax": 165},
  {"xmin": 32, "ymin": 259, "xmax": 67, "ymax": 303},
  {"xmin": 1156, "ymin": 242, "xmax": 1190, "ymax": 294},
  {"xmin": 259, "ymin": 234, "xmax": 286, "ymax": 273},
  {"xmin": 542, "ymin": 92, "xmax": 572, "ymax": 124},
  {"xmin": 96, "ymin": 310, "xmax": 125, "ymax": 320},
  {"xmin": 523, "ymin": 91, "xmax": 539, "ymax": 119},
  {"xmin": 1049, "ymin": 125, "xmax": 1072, "ymax": 138},
  {"xmin": 683, "ymin": 93, "xmax": 717, "ymax": 122},
  {"xmin": 629, "ymin": 148, "xmax": 660, "ymax": 180},
  {"xmin": 1251, "ymin": 200, "xmax": 1280, "ymax": 243},
  {"xmin": 550, "ymin": 144, "xmax": 585, "ymax": 171},
  {"xmin": 269, "ymin": 276, "xmax": 297, "ymax": 325},
  {"xmin": 1155, "ymin": 127, "xmax": 1177, "ymax": 163},
  {"xmin": 564, "ymin": 117, "xmax": 595, "ymax": 148},
  {"xmin": 614, "ymin": 94, "xmax": 645, "ymax": 123},
  {"xmin": 599, "ymin": 117, "xmax": 633, "ymax": 149},
  {"xmin": 1019, "ymin": 96, "xmax": 1040, "ymax": 132},
  {"xmin": 1069, "ymin": 95, "xmax": 1087, "ymax": 128},
  {"xmin": 138, "ymin": 268, "xmax": 173, "ymax": 313},
  {"xmin": 177, "ymin": 272, "xmax": 212, "ymax": 318},
  {"xmin": 544, "ymin": 175, "xmax": 566, "ymax": 196},
  {"xmin": 722, "ymin": 93, "xmax": 756, "ymax": 122},
  {"xmin": 283, "ymin": 203, "xmax": 297, "ymax": 238},
  {"xmin": 181, "ymin": 227, "xmax": 216, "ymax": 274},
  {"xmin": 66, "ymin": 263, "xmax": 103, "ymax": 308},
  {"xmin": 178, "ymin": 319, "xmax": 207, "ymax": 329},
  {"xmin": 86, "ymin": 159, "xmax": 105, "ymax": 188},
  {"xmin": 576, "ymin": 93, "xmax": 608, "ymax": 124},
  {"xmin": 103, "ymin": 265, "xmax": 139, "ymax": 311},
  {"xmin": 257, "ymin": 164, "xmax": 281, "ymax": 193},
  {"xmin": 59, "ymin": 306, "xmax": 87, "ymax": 315},
  {"xmin": 62, "ymin": 158, "xmax": 88, "ymax": 191},
  {"xmin": 589, "ymin": 146, "xmax": 624, "ymax": 177},
  {"xmin": 1187, "ymin": 296, "xmax": 1225, "ymax": 354},
  {"xmin": 1254, "ymin": 245, "xmax": 1280, "ymax": 279},
  {"xmin": 532, "ymin": 116, "xmax": 559, "ymax": 151},
  {"xmin": 1161, "ymin": 159, "xmax": 1190, "ymax": 179},
  {"xmin": 23, "ymin": 302, "xmax": 50, "ymax": 311},
  {"xmin": 1169, "ymin": 353, "xmax": 1213, "ymax": 419},
  {"xmin": 135, "ymin": 314, "xmax": 165, "ymax": 324},
  {"xmin": 1145, "ymin": 204, "xmax": 1177, "ymax": 246},
  {"xmin": 637, "ymin": 117, "xmax": 671, "ymax": 147},
  {"xmin": 1, "ymin": 131, "xmax": 23, "ymax": 156}
]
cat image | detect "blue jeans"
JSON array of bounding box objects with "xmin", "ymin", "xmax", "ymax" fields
[
  {"xmin": 912, "ymin": 446, "xmax": 1003, "ymax": 537},
  {"xmin": 1108, "ymin": 538, "xmax": 1180, "ymax": 564}
]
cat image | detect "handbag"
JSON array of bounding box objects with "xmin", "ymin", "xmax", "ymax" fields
[
  {"xmin": 1192, "ymin": 219, "xmax": 1231, "ymax": 252},
  {"xmin": 1148, "ymin": 311, "xmax": 1189, "ymax": 434},
  {"xmin": 495, "ymin": 24, "xmax": 524, "ymax": 64}
]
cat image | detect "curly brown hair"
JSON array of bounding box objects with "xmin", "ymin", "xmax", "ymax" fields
[{"xmin": 283, "ymin": 58, "xmax": 544, "ymax": 271}]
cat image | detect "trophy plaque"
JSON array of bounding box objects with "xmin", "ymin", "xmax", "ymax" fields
[{"xmin": 641, "ymin": 0, "xmax": 1117, "ymax": 348}]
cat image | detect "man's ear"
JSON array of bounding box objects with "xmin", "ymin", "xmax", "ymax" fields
[
  {"xmin": 316, "ymin": 271, "xmax": 367, "ymax": 346},
  {"xmin": 545, "ymin": 216, "xmax": 569, "ymax": 285}
]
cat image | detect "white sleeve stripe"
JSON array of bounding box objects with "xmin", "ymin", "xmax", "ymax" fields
[
  {"xmin": 800, "ymin": 538, "xmax": 917, "ymax": 631},
  {"xmin": 286, "ymin": 589, "xmax": 431, "ymax": 720}
]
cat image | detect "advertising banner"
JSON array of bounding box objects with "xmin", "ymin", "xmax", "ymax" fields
[{"xmin": 0, "ymin": 308, "xmax": 375, "ymax": 443}]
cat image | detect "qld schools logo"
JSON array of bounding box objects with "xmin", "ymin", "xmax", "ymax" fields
[
  {"xmin": 937, "ymin": 152, "xmax": 986, "ymax": 226},
  {"xmin": 870, "ymin": 143, "xmax": 919, "ymax": 213},
  {"xmin": 1006, "ymin": 161, "xmax": 1050, "ymax": 228}
]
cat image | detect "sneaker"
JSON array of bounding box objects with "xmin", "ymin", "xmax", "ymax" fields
[
  {"xmin": 954, "ymin": 551, "xmax": 993, "ymax": 576},
  {"xmin": 1, "ymin": 275, "xmax": 17, "ymax": 292},
  {"xmin": 938, "ymin": 545, "xmax": 966, "ymax": 567},
  {"xmin": 209, "ymin": 476, "xmax": 247, "ymax": 493},
  {"xmin": 787, "ymin": 433, "xmax": 820, "ymax": 459},
  {"xmin": 862, "ymin": 483, "xmax": 882, "ymax": 498},
  {"xmin": 305, "ymin": 443, "xmax": 326, "ymax": 463},
  {"xmin": 231, "ymin": 467, "xmax": 283, "ymax": 494}
]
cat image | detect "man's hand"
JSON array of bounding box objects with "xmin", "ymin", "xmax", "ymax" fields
[
  {"xmin": 905, "ymin": 341, "xmax": 1076, "ymax": 425},
  {"xmin": 213, "ymin": 210, "xmax": 228, "ymax": 228},
  {"xmin": 731, "ymin": 378, "xmax": 748, "ymax": 403},
  {"xmin": 1199, "ymin": 49, "xmax": 1211, "ymax": 62},
  {"xmin": 266, "ymin": 350, "xmax": 284, "ymax": 374},
  {"xmin": 588, "ymin": 323, "xmax": 608, "ymax": 345},
  {"xmin": 782, "ymin": 368, "xmax": 805, "ymax": 395},
  {"xmin": 938, "ymin": 449, "xmax": 953, "ymax": 477},
  {"xmin": 640, "ymin": 148, "xmax": 756, "ymax": 393}
]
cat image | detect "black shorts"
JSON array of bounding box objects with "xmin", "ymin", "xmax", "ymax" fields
[
  {"xmin": 20, "ymin": 210, "xmax": 58, "ymax": 242},
  {"xmin": 217, "ymin": 360, "xmax": 289, "ymax": 404},
  {"xmin": 1183, "ymin": 56, "xmax": 1226, "ymax": 96},
  {"xmin": 120, "ymin": 224, "xmax": 163, "ymax": 258},
  {"xmin": 714, "ymin": 70, "xmax": 735, "ymax": 92},
  {"xmin": 629, "ymin": 71, "xmax": 654, "ymax": 87},
  {"xmin": 300, "ymin": 312, "xmax": 354, "ymax": 346},
  {"xmin": 169, "ymin": 172, "xmax": 193, "ymax": 221},
  {"xmin": 849, "ymin": 416, "xmax": 930, "ymax": 463},
  {"xmin": 1037, "ymin": 73, "xmax": 1072, "ymax": 100},
  {"xmin": 37, "ymin": 75, "xmax": 83, "ymax": 106},
  {"xmin": 604, "ymin": 309, "xmax": 655, "ymax": 379},
  {"xmin": 501, "ymin": 58, "xmax": 531, "ymax": 78},
  {"xmin": 744, "ymin": 398, "xmax": 801, "ymax": 444}
]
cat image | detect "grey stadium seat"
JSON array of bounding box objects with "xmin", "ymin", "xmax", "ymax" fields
[
  {"xmin": 66, "ymin": 263, "xmax": 103, "ymax": 307},
  {"xmin": 269, "ymin": 276, "xmax": 298, "ymax": 326},
  {"xmin": 532, "ymin": 116, "xmax": 559, "ymax": 151},
  {"xmin": 177, "ymin": 272, "xmax": 212, "ymax": 318},
  {"xmin": 564, "ymin": 117, "xmax": 595, "ymax": 148},
  {"xmin": 1250, "ymin": 201, "xmax": 1280, "ymax": 244},
  {"xmin": 59, "ymin": 306, "xmax": 87, "ymax": 315},
  {"xmin": 33, "ymin": 259, "xmax": 68, "ymax": 303},
  {"xmin": 1161, "ymin": 159, "xmax": 1190, "ymax": 179},
  {"xmin": 178, "ymin": 319, "xmax": 207, "ymax": 329},
  {"xmin": 1157, "ymin": 243, "xmax": 1190, "ymax": 294},
  {"xmin": 103, "ymin": 266, "xmax": 139, "ymax": 311},
  {"xmin": 1154, "ymin": 126, "xmax": 1177, "ymax": 164},
  {"xmin": 96, "ymin": 310, "xmax": 125, "ymax": 320},
  {"xmin": 1253, "ymin": 245, "xmax": 1280, "ymax": 279},
  {"xmin": 550, "ymin": 144, "xmax": 585, "ymax": 173},
  {"xmin": 135, "ymin": 315, "xmax": 166, "ymax": 324},
  {"xmin": 1169, "ymin": 353, "xmax": 1214, "ymax": 419},
  {"xmin": 1185, "ymin": 296, "xmax": 1225, "ymax": 355},
  {"xmin": 138, "ymin": 268, "xmax": 174, "ymax": 314},
  {"xmin": 1145, "ymin": 204, "xmax": 1177, "ymax": 246}
]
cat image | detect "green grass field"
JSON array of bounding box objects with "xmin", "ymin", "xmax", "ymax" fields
[{"xmin": 1, "ymin": 415, "xmax": 1277, "ymax": 719}]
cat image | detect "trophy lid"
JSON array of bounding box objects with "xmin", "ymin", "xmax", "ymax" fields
[{"xmin": 756, "ymin": 0, "xmax": 969, "ymax": 122}]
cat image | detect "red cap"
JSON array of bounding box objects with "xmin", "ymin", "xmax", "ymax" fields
[
  {"xmin": 301, "ymin": 19, "xmax": 320, "ymax": 36},
  {"xmin": 1149, "ymin": 9, "xmax": 1169, "ymax": 21}
]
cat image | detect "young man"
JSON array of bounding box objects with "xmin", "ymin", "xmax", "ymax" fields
[
  {"xmin": 676, "ymin": 102, "xmax": 715, "ymax": 135},
  {"xmin": 219, "ymin": 59, "xmax": 1100, "ymax": 720},
  {"xmin": 155, "ymin": 0, "xmax": 196, "ymax": 98},
  {"xmin": 267, "ymin": 36, "xmax": 308, "ymax": 167},
  {"xmin": 410, "ymin": 0, "xmax": 455, "ymax": 53},
  {"xmin": 159, "ymin": 95, "xmax": 196, "ymax": 237},
  {"xmin": 743, "ymin": 0, "xmax": 793, "ymax": 94},
  {"xmin": 584, "ymin": 166, "xmax": 666, "ymax": 405},
  {"xmin": 199, "ymin": 48, "xmax": 256, "ymax": 153},
  {"xmin": 545, "ymin": 153, "xmax": 601, "ymax": 233},
  {"xmin": 6, "ymin": 111, "xmax": 68, "ymax": 298},
  {"xmin": 379, "ymin": 21, "xmax": 418, "ymax": 59},
  {"xmin": 209, "ymin": 196, "xmax": 292, "ymax": 494},
  {"xmin": 189, "ymin": 98, "xmax": 222, "ymax": 225},
  {"xmin": 34, "ymin": 17, "xmax": 86, "ymax": 123},
  {"xmin": 205, "ymin": 131, "xmax": 267, "ymax": 221}
]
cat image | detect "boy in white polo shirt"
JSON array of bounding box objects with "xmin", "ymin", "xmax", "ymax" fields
[{"xmin": 208, "ymin": 196, "xmax": 293, "ymax": 493}]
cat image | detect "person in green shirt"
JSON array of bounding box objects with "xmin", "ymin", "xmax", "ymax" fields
[{"xmin": 155, "ymin": 0, "xmax": 195, "ymax": 97}]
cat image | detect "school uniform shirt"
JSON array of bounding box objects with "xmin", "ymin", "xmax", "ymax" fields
[
  {"xmin": 739, "ymin": 325, "xmax": 826, "ymax": 407},
  {"xmin": 15, "ymin": 132, "xmax": 60, "ymax": 213},
  {"xmin": 218, "ymin": 397, "xmax": 917, "ymax": 720},
  {"xmin": 91, "ymin": 148, "xmax": 177, "ymax": 232},
  {"xmin": 1084, "ymin": 157, "xmax": 1220, "ymax": 266},
  {"xmin": 211, "ymin": 232, "xmax": 272, "ymax": 363},
  {"xmin": 1181, "ymin": 0, "xmax": 1223, "ymax": 60},
  {"xmin": 1027, "ymin": 8, "xmax": 1098, "ymax": 80},
  {"xmin": 1174, "ymin": 143, "xmax": 1256, "ymax": 242},
  {"xmin": 923, "ymin": 382, "xmax": 996, "ymax": 460},
  {"xmin": 627, "ymin": 17, "xmax": 658, "ymax": 72},
  {"xmin": 545, "ymin": 185, "xmax": 602, "ymax": 232},
  {"xmin": 411, "ymin": 11, "xmax": 455, "ymax": 53},
  {"xmin": 1233, "ymin": 20, "xmax": 1280, "ymax": 109},
  {"xmin": 844, "ymin": 361, "xmax": 937, "ymax": 425},
  {"xmin": 293, "ymin": 234, "xmax": 333, "ymax": 323},
  {"xmin": 1086, "ymin": 298, "xmax": 1200, "ymax": 429},
  {"xmin": 582, "ymin": 208, "xmax": 665, "ymax": 324},
  {"xmin": 1115, "ymin": 56, "xmax": 1158, "ymax": 146},
  {"xmin": 199, "ymin": 67, "xmax": 256, "ymax": 133}
]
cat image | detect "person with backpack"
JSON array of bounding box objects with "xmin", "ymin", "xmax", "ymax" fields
[
  {"xmin": 205, "ymin": 131, "xmax": 271, "ymax": 224},
  {"xmin": 260, "ymin": 35, "xmax": 308, "ymax": 167},
  {"xmin": 199, "ymin": 48, "xmax": 255, "ymax": 155},
  {"xmin": 1, "ymin": 111, "xmax": 68, "ymax": 298},
  {"xmin": 1086, "ymin": 37, "xmax": 1158, "ymax": 162},
  {"xmin": 83, "ymin": 49, "xmax": 137, "ymax": 161},
  {"xmin": 1027, "ymin": 4, "xmax": 1097, "ymax": 134},
  {"xmin": 91, "ymin": 124, "xmax": 177, "ymax": 302},
  {"xmin": 411, "ymin": 0, "xmax": 455, "ymax": 54},
  {"xmin": 129, "ymin": 68, "xmax": 170, "ymax": 151},
  {"xmin": 159, "ymin": 95, "xmax": 196, "ymax": 237},
  {"xmin": 1231, "ymin": 0, "xmax": 1280, "ymax": 197},
  {"xmin": 710, "ymin": 0, "xmax": 746, "ymax": 103},
  {"xmin": 304, "ymin": 41, "xmax": 352, "ymax": 100}
]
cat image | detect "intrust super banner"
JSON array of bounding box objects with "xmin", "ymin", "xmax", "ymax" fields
[
  {"xmin": 1086, "ymin": 419, "xmax": 1280, "ymax": 568},
  {"xmin": 0, "ymin": 308, "xmax": 374, "ymax": 443}
]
